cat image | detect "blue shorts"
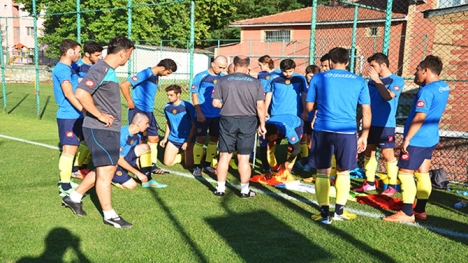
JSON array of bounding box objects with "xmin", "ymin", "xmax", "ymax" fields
[
  {"xmin": 398, "ymin": 144, "xmax": 437, "ymax": 170},
  {"xmin": 83, "ymin": 127, "xmax": 119, "ymax": 167},
  {"xmin": 303, "ymin": 121, "xmax": 313, "ymax": 136},
  {"xmin": 128, "ymin": 107, "xmax": 159, "ymax": 138},
  {"xmin": 367, "ymin": 126, "xmax": 396, "ymax": 149},
  {"xmin": 112, "ymin": 147, "xmax": 138, "ymax": 185},
  {"xmin": 196, "ymin": 117, "xmax": 220, "ymax": 137},
  {"xmin": 169, "ymin": 140, "xmax": 184, "ymax": 149},
  {"xmin": 309, "ymin": 131, "xmax": 358, "ymax": 170},
  {"xmin": 57, "ymin": 118, "xmax": 83, "ymax": 146}
]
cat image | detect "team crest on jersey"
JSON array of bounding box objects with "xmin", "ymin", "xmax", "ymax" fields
[
  {"xmin": 129, "ymin": 139, "xmax": 134, "ymax": 145},
  {"xmin": 142, "ymin": 131, "xmax": 147, "ymax": 137},
  {"xmin": 132, "ymin": 76, "xmax": 138, "ymax": 81},
  {"xmin": 63, "ymin": 80, "xmax": 70, "ymax": 84},
  {"xmin": 66, "ymin": 131, "xmax": 73, "ymax": 138},
  {"xmin": 213, "ymin": 80, "xmax": 217, "ymax": 84},
  {"xmin": 191, "ymin": 84, "xmax": 196, "ymax": 90},
  {"xmin": 388, "ymin": 136, "xmax": 394, "ymax": 142},
  {"xmin": 291, "ymin": 136, "xmax": 296, "ymax": 142},
  {"xmin": 266, "ymin": 76, "xmax": 270, "ymax": 80},
  {"xmin": 197, "ymin": 128, "xmax": 202, "ymax": 133},
  {"xmin": 401, "ymin": 153, "xmax": 410, "ymax": 161},
  {"xmin": 285, "ymin": 80, "xmax": 291, "ymax": 85},
  {"xmin": 116, "ymin": 171, "xmax": 123, "ymax": 176},
  {"xmin": 172, "ymin": 109, "xmax": 177, "ymax": 114},
  {"xmin": 416, "ymin": 100, "xmax": 425, "ymax": 108},
  {"xmin": 85, "ymin": 80, "xmax": 95, "ymax": 88}
]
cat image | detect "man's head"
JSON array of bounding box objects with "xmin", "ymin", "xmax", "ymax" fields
[
  {"xmin": 414, "ymin": 55, "xmax": 443, "ymax": 86},
  {"xmin": 233, "ymin": 55, "xmax": 250, "ymax": 74},
  {"xmin": 107, "ymin": 35, "xmax": 135, "ymax": 66},
  {"xmin": 328, "ymin": 47, "xmax": 349, "ymax": 69},
  {"xmin": 280, "ymin": 59, "xmax": 296, "ymax": 79},
  {"xmin": 83, "ymin": 41, "xmax": 103, "ymax": 64},
  {"xmin": 367, "ymin": 52, "xmax": 390, "ymax": 76},
  {"xmin": 227, "ymin": 63, "xmax": 235, "ymax": 74},
  {"xmin": 131, "ymin": 112, "xmax": 150, "ymax": 133},
  {"xmin": 305, "ymin": 65, "xmax": 321, "ymax": 83},
  {"xmin": 320, "ymin": 53, "xmax": 330, "ymax": 72},
  {"xmin": 60, "ymin": 39, "xmax": 81, "ymax": 63},
  {"xmin": 258, "ymin": 55, "xmax": 275, "ymax": 72},
  {"xmin": 210, "ymin": 55, "xmax": 228, "ymax": 75},
  {"xmin": 157, "ymin": 59, "xmax": 177, "ymax": 76},
  {"xmin": 265, "ymin": 123, "xmax": 279, "ymax": 141},
  {"xmin": 165, "ymin": 84, "xmax": 182, "ymax": 103}
]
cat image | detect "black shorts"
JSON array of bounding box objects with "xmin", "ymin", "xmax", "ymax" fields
[
  {"xmin": 83, "ymin": 127, "xmax": 120, "ymax": 167},
  {"xmin": 195, "ymin": 117, "xmax": 220, "ymax": 137},
  {"xmin": 218, "ymin": 116, "xmax": 257, "ymax": 155},
  {"xmin": 303, "ymin": 121, "xmax": 313, "ymax": 136}
]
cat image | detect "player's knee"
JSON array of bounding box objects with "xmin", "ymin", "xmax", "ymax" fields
[
  {"xmin": 123, "ymin": 179, "xmax": 137, "ymax": 190},
  {"xmin": 196, "ymin": 136, "xmax": 206, "ymax": 144},
  {"xmin": 163, "ymin": 158, "xmax": 174, "ymax": 166}
]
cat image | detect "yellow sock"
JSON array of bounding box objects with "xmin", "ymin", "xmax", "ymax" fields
[
  {"xmin": 139, "ymin": 150, "xmax": 152, "ymax": 168},
  {"xmin": 364, "ymin": 156, "xmax": 378, "ymax": 183},
  {"xmin": 267, "ymin": 145, "xmax": 278, "ymax": 167},
  {"xmin": 287, "ymin": 157, "xmax": 297, "ymax": 170},
  {"xmin": 335, "ymin": 171, "xmax": 350, "ymax": 206},
  {"xmin": 415, "ymin": 172, "xmax": 432, "ymax": 199},
  {"xmin": 59, "ymin": 153, "xmax": 74, "ymax": 183},
  {"xmin": 331, "ymin": 155, "xmax": 337, "ymax": 176},
  {"xmin": 398, "ymin": 171, "xmax": 416, "ymax": 204},
  {"xmin": 172, "ymin": 153, "xmax": 183, "ymax": 165},
  {"xmin": 74, "ymin": 143, "xmax": 90, "ymax": 167},
  {"xmin": 193, "ymin": 142, "xmax": 204, "ymax": 166},
  {"xmin": 315, "ymin": 174, "xmax": 330, "ymax": 206},
  {"xmin": 148, "ymin": 142, "xmax": 158, "ymax": 165},
  {"xmin": 300, "ymin": 142, "xmax": 309, "ymax": 158},
  {"xmin": 386, "ymin": 159, "xmax": 399, "ymax": 185},
  {"xmin": 205, "ymin": 141, "xmax": 218, "ymax": 164}
]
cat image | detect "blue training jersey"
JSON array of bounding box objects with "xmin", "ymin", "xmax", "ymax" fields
[
  {"xmin": 191, "ymin": 70, "xmax": 226, "ymax": 118},
  {"xmin": 258, "ymin": 69, "xmax": 282, "ymax": 93},
  {"xmin": 72, "ymin": 59, "xmax": 92, "ymax": 78},
  {"xmin": 120, "ymin": 125, "xmax": 141, "ymax": 157},
  {"xmin": 306, "ymin": 69, "xmax": 370, "ymax": 133},
  {"xmin": 260, "ymin": 114, "xmax": 302, "ymax": 147},
  {"xmin": 52, "ymin": 62, "xmax": 83, "ymax": 119},
  {"xmin": 404, "ymin": 80, "xmax": 449, "ymax": 147},
  {"xmin": 164, "ymin": 100, "xmax": 196, "ymax": 144},
  {"xmin": 128, "ymin": 67, "xmax": 159, "ymax": 112},
  {"xmin": 369, "ymin": 74, "xmax": 404, "ymax": 127},
  {"xmin": 268, "ymin": 73, "xmax": 307, "ymax": 117}
]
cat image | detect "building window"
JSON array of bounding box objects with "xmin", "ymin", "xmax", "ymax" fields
[
  {"xmin": 26, "ymin": 27, "xmax": 34, "ymax": 36},
  {"xmin": 439, "ymin": 0, "xmax": 468, "ymax": 8},
  {"xmin": 370, "ymin": 27, "xmax": 378, "ymax": 36},
  {"xmin": 265, "ymin": 30, "xmax": 291, "ymax": 42}
]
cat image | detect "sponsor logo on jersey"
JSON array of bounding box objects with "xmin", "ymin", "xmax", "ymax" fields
[
  {"xmin": 120, "ymin": 147, "xmax": 123, "ymax": 152},
  {"xmin": 439, "ymin": 86, "xmax": 450, "ymax": 92},
  {"xmin": 66, "ymin": 131, "xmax": 73, "ymax": 138},
  {"xmin": 132, "ymin": 76, "xmax": 138, "ymax": 81},
  {"xmin": 63, "ymin": 80, "xmax": 71, "ymax": 84},
  {"xmin": 388, "ymin": 136, "xmax": 394, "ymax": 142},
  {"xmin": 416, "ymin": 100, "xmax": 425, "ymax": 108},
  {"xmin": 212, "ymin": 88, "xmax": 216, "ymax": 95},
  {"xmin": 401, "ymin": 153, "xmax": 409, "ymax": 161},
  {"xmin": 191, "ymin": 84, "xmax": 196, "ymax": 90},
  {"xmin": 291, "ymin": 136, "xmax": 296, "ymax": 142},
  {"xmin": 85, "ymin": 80, "xmax": 95, "ymax": 88},
  {"xmin": 393, "ymin": 86, "xmax": 400, "ymax": 91}
]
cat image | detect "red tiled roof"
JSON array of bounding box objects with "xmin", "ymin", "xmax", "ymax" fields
[{"xmin": 231, "ymin": 4, "xmax": 407, "ymax": 26}]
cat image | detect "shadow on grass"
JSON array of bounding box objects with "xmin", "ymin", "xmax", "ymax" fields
[
  {"xmin": 16, "ymin": 227, "xmax": 90, "ymax": 263},
  {"xmin": 39, "ymin": 96, "xmax": 51, "ymax": 120},
  {"xmin": 8, "ymin": 94, "xmax": 29, "ymax": 114}
]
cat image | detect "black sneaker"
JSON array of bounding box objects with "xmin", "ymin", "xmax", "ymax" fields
[
  {"xmin": 213, "ymin": 190, "xmax": 225, "ymax": 197},
  {"xmin": 62, "ymin": 196, "xmax": 87, "ymax": 216},
  {"xmin": 240, "ymin": 190, "xmax": 256, "ymax": 199},
  {"xmin": 103, "ymin": 215, "xmax": 133, "ymax": 228}
]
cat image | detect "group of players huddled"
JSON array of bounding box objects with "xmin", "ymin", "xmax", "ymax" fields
[{"xmin": 54, "ymin": 36, "xmax": 449, "ymax": 228}]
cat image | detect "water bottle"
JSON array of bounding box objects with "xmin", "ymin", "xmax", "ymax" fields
[
  {"xmin": 454, "ymin": 201, "xmax": 467, "ymax": 209},
  {"xmin": 456, "ymin": 190, "xmax": 468, "ymax": 196}
]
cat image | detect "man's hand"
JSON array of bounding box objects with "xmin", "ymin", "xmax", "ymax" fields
[
  {"xmin": 357, "ymin": 136, "xmax": 367, "ymax": 153},
  {"xmin": 127, "ymin": 100, "xmax": 135, "ymax": 109},
  {"xmin": 258, "ymin": 125, "xmax": 266, "ymax": 136},
  {"xmin": 401, "ymin": 139, "xmax": 410, "ymax": 154},
  {"xmin": 366, "ymin": 66, "xmax": 380, "ymax": 82},
  {"xmin": 159, "ymin": 138, "xmax": 167, "ymax": 148},
  {"xmin": 135, "ymin": 172, "xmax": 148, "ymax": 184},
  {"xmin": 196, "ymin": 112, "xmax": 206, "ymax": 123},
  {"xmin": 181, "ymin": 142, "xmax": 188, "ymax": 151},
  {"xmin": 98, "ymin": 113, "xmax": 114, "ymax": 127}
]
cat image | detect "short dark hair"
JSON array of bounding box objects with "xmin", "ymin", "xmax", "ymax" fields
[
  {"xmin": 107, "ymin": 35, "xmax": 134, "ymax": 54},
  {"xmin": 320, "ymin": 53, "xmax": 330, "ymax": 62},
  {"xmin": 258, "ymin": 55, "xmax": 275, "ymax": 70},
  {"xmin": 165, "ymin": 84, "xmax": 182, "ymax": 94},
  {"xmin": 83, "ymin": 41, "xmax": 103, "ymax": 54},
  {"xmin": 419, "ymin": 55, "xmax": 443, "ymax": 75},
  {"xmin": 328, "ymin": 47, "xmax": 349, "ymax": 65},
  {"xmin": 306, "ymin": 65, "xmax": 321, "ymax": 74},
  {"xmin": 265, "ymin": 123, "xmax": 279, "ymax": 138},
  {"xmin": 60, "ymin": 39, "xmax": 80, "ymax": 56},
  {"xmin": 280, "ymin": 59, "xmax": 296, "ymax": 71},
  {"xmin": 367, "ymin": 52, "xmax": 389, "ymax": 67},
  {"xmin": 158, "ymin": 59, "xmax": 177, "ymax": 72},
  {"xmin": 234, "ymin": 56, "xmax": 250, "ymax": 67}
]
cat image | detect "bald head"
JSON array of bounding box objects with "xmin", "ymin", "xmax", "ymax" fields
[
  {"xmin": 131, "ymin": 112, "xmax": 149, "ymax": 125},
  {"xmin": 210, "ymin": 55, "xmax": 228, "ymax": 75}
]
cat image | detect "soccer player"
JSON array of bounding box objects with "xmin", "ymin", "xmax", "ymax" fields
[
  {"xmin": 260, "ymin": 114, "xmax": 303, "ymax": 179},
  {"xmin": 52, "ymin": 39, "xmax": 83, "ymax": 196},
  {"xmin": 320, "ymin": 53, "xmax": 331, "ymax": 72},
  {"xmin": 160, "ymin": 85, "xmax": 196, "ymax": 167},
  {"xmin": 62, "ymin": 35, "xmax": 135, "ymax": 228},
  {"xmin": 306, "ymin": 47, "xmax": 371, "ymax": 224},
  {"xmin": 257, "ymin": 55, "xmax": 281, "ymax": 93},
  {"xmin": 354, "ymin": 53, "xmax": 405, "ymax": 196},
  {"xmin": 191, "ymin": 55, "xmax": 227, "ymax": 176},
  {"xmin": 383, "ymin": 55, "xmax": 449, "ymax": 223},
  {"xmin": 120, "ymin": 58, "xmax": 177, "ymax": 174},
  {"xmin": 71, "ymin": 41, "xmax": 103, "ymax": 179},
  {"xmin": 212, "ymin": 55, "xmax": 266, "ymax": 198},
  {"xmin": 112, "ymin": 112, "xmax": 167, "ymax": 190}
]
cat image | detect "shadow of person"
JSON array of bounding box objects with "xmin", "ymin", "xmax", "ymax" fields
[{"xmin": 17, "ymin": 227, "xmax": 90, "ymax": 263}]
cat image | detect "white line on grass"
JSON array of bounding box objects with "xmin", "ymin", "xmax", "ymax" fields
[{"xmin": 2, "ymin": 133, "xmax": 468, "ymax": 239}]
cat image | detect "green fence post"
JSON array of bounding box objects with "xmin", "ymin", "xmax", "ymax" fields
[
  {"xmin": 1, "ymin": 25, "xmax": 6, "ymax": 113},
  {"xmin": 127, "ymin": 0, "xmax": 132, "ymax": 77},
  {"xmin": 350, "ymin": 5, "xmax": 358, "ymax": 73},
  {"xmin": 5, "ymin": 18, "xmax": 9, "ymax": 64},
  {"xmin": 309, "ymin": 0, "xmax": 317, "ymax": 64},
  {"xmin": 33, "ymin": 0, "xmax": 40, "ymax": 119},
  {"xmin": 188, "ymin": 0, "xmax": 195, "ymax": 91},
  {"xmin": 382, "ymin": 0, "xmax": 393, "ymax": 55},
  {"xmin": 76, "ymin": 0, "xmax": 81, "ymax": 43}
]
